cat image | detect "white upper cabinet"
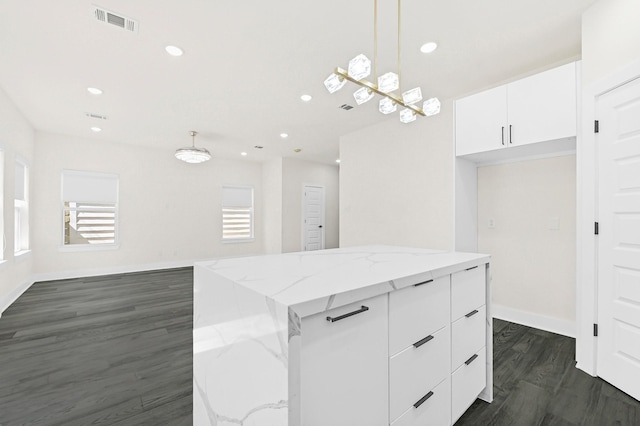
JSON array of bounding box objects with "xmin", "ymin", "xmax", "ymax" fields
[
  {"xmin": 455, "ymin": 85, "xmax": 508, "ymax": 156},
  {"xmin": 507, "ymin": 62, "xmax": 577, "ymax": 146},
  {"xmin": 455, "ymin": 62, "xmax": 578, "ymax": 160}
]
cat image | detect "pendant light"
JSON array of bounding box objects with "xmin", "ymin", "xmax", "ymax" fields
[{"xmin": 174, "ymin": 131, "xmax": 211, "ymax": 163}]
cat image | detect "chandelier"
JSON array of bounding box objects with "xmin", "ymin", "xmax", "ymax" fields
[
  {"xmin": 174, "ymin": 131, "xmax": 211, "ymax": 163},
  {"xmin": 323, "ymin": 0, "xmax": 440, "ymax": 123}
]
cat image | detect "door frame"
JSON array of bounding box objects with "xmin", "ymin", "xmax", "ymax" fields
[
  {"xmin": 302, "ymin": 184, "xmax": 326, "ymax": 251},
  {"xmin": 577, "ymin": 58, "xmax": 640, "ymax": 376}
]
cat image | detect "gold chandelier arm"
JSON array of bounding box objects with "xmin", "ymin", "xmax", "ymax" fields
[{"xmin": 334, "ymin": 67, "xmax": 426, "ymax": 116}]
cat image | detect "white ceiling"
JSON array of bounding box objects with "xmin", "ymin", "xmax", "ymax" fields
[{"xmin": 0, "ymin": 0, "xmax": 596, "ymax": 165}]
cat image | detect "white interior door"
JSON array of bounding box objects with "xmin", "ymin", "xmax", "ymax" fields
[
  {"xmin": 303, "ymin": 185, "xmax": 325, "ymax": 251},
  {"xmin": 597, "ymin": 75, "xmax": 640, "ymax": 401}
]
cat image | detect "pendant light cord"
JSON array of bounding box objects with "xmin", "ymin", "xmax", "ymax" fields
[
  {"xmin": 374, "ymin": 0, "xmax": 378, "ymax": 81},
  {"xmin": 398, "ymin": 0, "xmax": 401, "ymax": 92}
]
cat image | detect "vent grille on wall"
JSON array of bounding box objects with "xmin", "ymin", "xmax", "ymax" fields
[
  {"xmin": 85, "ymin": 112, "xmax": 108, "ymax": 120},
  {"xmin": 339, "ymin": 104, "xmax": 354, "ymax": 111},
  {"xmin": 92, "ymin": 5, "xmax": 138, "ymax": 33}
]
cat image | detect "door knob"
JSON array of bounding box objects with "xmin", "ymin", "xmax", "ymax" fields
[{"xmin": 318, "ymin": 225, "xmax": 323, "ymax": 228}]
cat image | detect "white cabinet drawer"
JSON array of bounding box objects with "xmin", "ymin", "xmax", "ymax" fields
[
  {"xmin": 451, "ymin": 348, "xmax": 486, "ymax": 424},
  {"xmin": 391, "ymin": 377, "xmax": 451, "ymax": 426},
  {"xmin": 451, "ymin": 265, "xmax": 485, "ymax": 320},
  {"xmin": 451, "ymin": 305, "xmax": 486, "ymax": 369},
  {"xmin": 301, "ymin": 294, "xmax": 389, "ymax": 426},
  {"xmin": 389, "ymin": 326, "xmax": 450, "ymax": 422},
  {"xmin": 389, "ymin": 275, "xmax": 450, "ymax": 356}
]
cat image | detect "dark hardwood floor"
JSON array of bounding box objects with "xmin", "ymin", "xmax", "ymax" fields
[
  {"xmin": 1, "ymin": 267, "xmax": 640, "ymax": 425},
  {"xmin": 456, "ymin": 319, "xmax": 640, "ymax": 426},
  {"xmin": 0, "ymin": 268, "xmax": 193, "ymax": 425}
]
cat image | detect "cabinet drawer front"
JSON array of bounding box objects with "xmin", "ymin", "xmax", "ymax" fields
[
  {"xmin": 389, "ymin": 275, "xmax": 450, "ymax": 355},
  {"xmin": 451, "ymin": 305, "xmax": 486, "ymax": 369},
  {"xmin": 301, "ymin": 294, "xmax": 389, "ymax": 426},
  {"xmin": 451, "ymin": 349, "xmax": 487, "ymax": 423},
  {"xmin": 389, "ymin": 326, "xmax": 450, "ymax": 422},
  {"xmin": 451, "ymin": 265, "xmax": 485, "ymax": 320},
  {"xmin": 391, "ymin": 377, "xmax": 451, "ymax": 426}
]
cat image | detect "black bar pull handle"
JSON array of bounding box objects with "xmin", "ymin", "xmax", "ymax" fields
[
  {"xmin": 509, "ymin": 124, "xmax": 513, "ymax": 144},
  {"xmin": 413, "ymin": 391, "xmax": 434, "ymax": 409},
  {"xmin": 465, "ymin": 309, "xmax": 479, "ymax": 318},
  {"xmin": 465, "ymin": 354, "xmax": 479, "ymax": 365},
  {"xmin": 465, "ymin": 265, "xmax": 478, "ymax": 271},
  {"xmin": 326, "ymin": 306, "xmax": 369, "ymax": 323},
  {"xmin": 501, "ymin": 126, "xmax": 505, "ymax": 145},
  {"xmin": 413, "ymin": 335, "xmax": 434, "ymax": 348},
  {"xmin": 414, "ymin": 279, "xmax": 434, "ymax": 287}
]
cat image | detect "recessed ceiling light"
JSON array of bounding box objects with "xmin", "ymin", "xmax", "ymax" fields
[
  {"xmin": 91, "ymin": 127, "xmax": 102, "ymax": 132},
  {"xmin": 87, "ymin": 87, "xmax": 103, "ymax": 95},
  {"xmin": 336, "ymin": 159, "xmax": 341, "ymax": 163},
  {"xmin": 280, "ymin": 133, "xmax": 289, "ymax": 139},
  {"xmin": 165, "ymin": 45, "xmax": 184, "ymax": 56},
  {"xmin": 420, "ymin": 42, "xmax": 438, "ymax": 54},
  {"xmin": 241, "ymin": 152, "xmax": 247, "ymax": 156},
  {"xmin": 300, "ymin": 94, "xmax": 312, "ymax": 102}
]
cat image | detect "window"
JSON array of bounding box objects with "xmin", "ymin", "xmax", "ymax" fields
[
  {"xmin": 222, "ymin": 185, "xmax": 254, "ymax": 241},
  {"xmin": 0, "ymin": 150, "xmax": 4, "ymax": 261},
  {"xmin": 62, "ymin": 170, "xmax": 119, "ymax": 247},
  {"xmin": 14, "ymin": 159, "xmax": 29, "ymax": 254}
]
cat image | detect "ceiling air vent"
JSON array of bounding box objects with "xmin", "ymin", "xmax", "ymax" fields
[
  {"xmin": 339, "ymin": 104, "xmax": 354, "ymax": 111},
  {"xmin": 92, "ymin": 5, "xmax": 138, "ymax": 33},
  {"xmin": 85, "ymin": 112, "xmax": 108, "ymax": 120}
]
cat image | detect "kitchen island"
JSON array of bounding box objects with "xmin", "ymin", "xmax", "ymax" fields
[{"xmin": 193, "ymin": 245, "xmax": 492, "ymax": 425}]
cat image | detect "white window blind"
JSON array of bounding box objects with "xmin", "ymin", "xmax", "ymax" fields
[
  {"xmin": 14, "ymin": 160, "xmax": 29, "ymax": 253},
  {"xmin": 62, "ymin": 170, "xmax": 119, "ymax": 246},
  {"xmin": 222, "ymin": 186, "xmax": 253, "ymax": 241}
]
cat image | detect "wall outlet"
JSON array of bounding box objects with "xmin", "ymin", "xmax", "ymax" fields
[{"xmin": 488, "ymin": 218, "xmax": 495, "ymax": 229}]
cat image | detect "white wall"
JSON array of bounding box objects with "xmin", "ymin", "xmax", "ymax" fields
[
  {"xmin": 582, "ymin": 0, "xmax": 640, "ymax": 85},
  {"xmin": 339, "ymin": 102, "xmax": 454, "ymax": 250},
  {"xmin": 0, "ymin": 86, "xmax": 35, "ymax": 314},
  {"xmin": 281, "ymin": 158, "xmax": 339, "ymax": 253},
  {"xmin": 478, "ymin": 155, "xmax": 576, "ymax": 332},
  {"xmin": 32, "ymin": 131, "xmax": 264, "ymax": 278},
  {"xmin": 262, "ymin": 157, "xmax": 283, "ymax": 254}
]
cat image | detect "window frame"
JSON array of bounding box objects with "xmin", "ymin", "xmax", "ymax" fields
[
  {"xmin": 14, "ymin": 158, "xmax": 29, "ymax": 255},
  {"xmin": 221, "ymin": 185, "xmax": 254, "ymax": 243},
  {"xmin": 60, "ymin": 170, "xmax": 120, "ymax": 251}
]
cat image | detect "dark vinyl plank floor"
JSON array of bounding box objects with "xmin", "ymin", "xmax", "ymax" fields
[
  {"xmin": 456, "ymin": 319, "xmax": 640, "ymax": 426},
  {"xmin": 2, "ymin": 268, "xmax": 640, "ymax": 425},
  {"xmin": 0, "ymin": 268, "xmax": 193, "ymax": 426}
]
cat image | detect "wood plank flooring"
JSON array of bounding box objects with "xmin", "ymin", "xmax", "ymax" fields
[
  {"xmin": 457, "ymin": 319, "xmax": 640, "ymax": 426},
  {"xmin": 1, "ymin": 267, "xmax": 640, "ymax": 425},
  {"xmin": 0, "ymin": 268, "xmax": 193, "ymax": 425}
]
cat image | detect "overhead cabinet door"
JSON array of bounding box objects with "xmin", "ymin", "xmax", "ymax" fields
[
  {"xmin": 507, "ymin": 62, "xmax": 577, "ymax": 146},
  {"xmin": 455, "ymin": 85, "xmax": 508, "ymax": 156}
]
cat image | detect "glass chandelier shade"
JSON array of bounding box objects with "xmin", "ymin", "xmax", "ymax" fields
[
  {"xmin": 324, "ymin": 73, "xmax": 347, "ymax": 94},
  {"xmin": 377, "ymin": 72, "xmax": 399, "ymax": 93},
  {"xmin": 354, "ymin": 87, "xmax": 375, "ymax": 105},
  {"xmin": 401, "ymin": 87, "xmax": 423, "ymax": 105},
  {"xmin": 347, "ymin": 54, "xmax": 372, "ymax": 81},
  {"xmin": 379, "ymin": 98, "xmax": 397, "ymax": 114},
  {"xmin": 175, "ymin": 131, "xmax": 211, "ymax": 163},
  {"xmin": 399, "ymin": 108, "xmax": 417, "ymax": 123},
  {"xmin": 423, "ymin": 97, "xmax": 441, "ymax": 116}
]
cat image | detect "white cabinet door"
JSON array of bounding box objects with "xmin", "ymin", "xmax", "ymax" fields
[
  {"xmin": 455, "ymin": 85, "xmax": 508, "ymax": 156},
  {"xmin": 507, "ymin": 62, "xmax": 577, "ymax": 146},
  {"xmin": 300, "ymin": 294, "xmax": 388, "ymax": 426}
]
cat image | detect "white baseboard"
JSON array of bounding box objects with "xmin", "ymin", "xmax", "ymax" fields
[
  {"xmin": 0, "ymin": 277, "xmax": 35, "ymax": 318},
  {"xmin": 492, "ymin": 304, "xmax": 576, "ymax": 338},
  {"xmin": 32, "ymin": 259, "xmax": 196, "ymax": 283},
  {"xmin": 1, "ymin": 259, "xmax": 197, "ymax": 317}
]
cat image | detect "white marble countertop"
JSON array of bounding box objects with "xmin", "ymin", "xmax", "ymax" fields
[{"xmin": 195, "ymin": 245, "xmax": 489, "ymax": 317}]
